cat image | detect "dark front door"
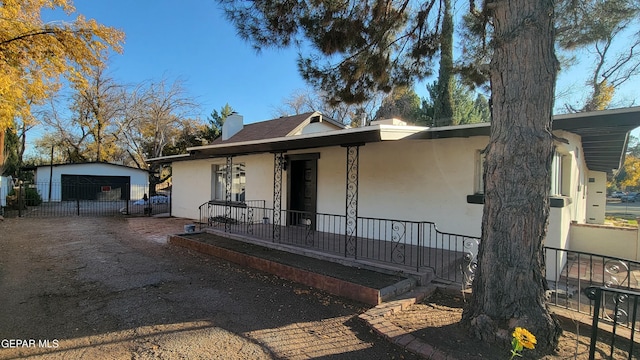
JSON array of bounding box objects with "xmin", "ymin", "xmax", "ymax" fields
[{"xmin": 288, "ymin": 158, "xmax": 317, "ymax": 226}]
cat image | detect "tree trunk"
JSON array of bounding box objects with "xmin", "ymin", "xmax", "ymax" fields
[{"xmin": 461, "ymin": 0, "xmax": 562, "ymax": 354}]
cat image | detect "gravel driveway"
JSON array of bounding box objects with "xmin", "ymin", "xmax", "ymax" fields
[{"xmin": 0, "ymin": 216, "xmax": 419, "ymax": 359}]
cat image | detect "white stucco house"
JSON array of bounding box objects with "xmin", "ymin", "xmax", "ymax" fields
[
  {"xmin": 148, "ymin": 108, "xmax": 640, "ymax": 282},
  {"xmin": 31, "ymin": 162, "xmax": 149, "ymax": 202}
]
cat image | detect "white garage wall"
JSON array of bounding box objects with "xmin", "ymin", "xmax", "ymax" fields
[{"xmin": 35, "ymin": 163, "xmax": 148, "ymax": 202}]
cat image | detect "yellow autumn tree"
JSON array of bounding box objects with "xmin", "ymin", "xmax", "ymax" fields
[
  {"xmin": 620, "ymin": 155, "xmax": 640, "ymax": 190},
  {"xmin": 0, "ymin": 0, "xmax": 124, "ymax": 169},
  {"xmin": 583, "ymin": 80, "xmax": 615, "ymax": 112}
]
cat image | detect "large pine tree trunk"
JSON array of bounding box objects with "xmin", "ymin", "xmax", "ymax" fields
[{"xmin": 461, "ymin": 0, "xmax": 562, "ymax": 354}]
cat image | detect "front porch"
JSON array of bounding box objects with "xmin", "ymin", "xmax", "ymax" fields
[
  {"xmin": 196, "ymin": 200, "xmax": 640, "ymax": 333},
  {"xmin": 198, "ymin": 201, "xmax": 480, "ymax": 286}
]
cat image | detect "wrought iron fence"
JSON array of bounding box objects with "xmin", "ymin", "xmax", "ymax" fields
[
  {"xmin": 545, "ymin": 247, "xmax": 640, "ymax": 329},
  {"xmin": 200, "ymin": 201, "xmax": 640, "ymax": 355},
  {"xmin": 583, "ymin": 286, "xmax": 640, "ymax": 359},
  {"xmin": 198, "ymin": 201, "xmax": 481, "ymax": 283},
  {"xmin": 2, "ymin": 181, "xmax": 170, "ymax": 217}
]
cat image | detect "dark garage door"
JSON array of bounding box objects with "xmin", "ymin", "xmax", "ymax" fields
[{"xmin": 61, "ymin": 175, "xmax": 131, "ymax": 201}]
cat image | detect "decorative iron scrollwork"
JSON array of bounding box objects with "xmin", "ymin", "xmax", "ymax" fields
[
  {"xmin": 391, "ymin": 221, "xmax": 406, "ymax": 264},
  {"xmin": 461, "ymin": 238, "xmax": 479, "ymax": 288},
  {"xmin": 585, "ymin": 274, "xmax": 632, "ymax": 326},
  {"xmin": 604, "ymin": 259, "xmax": 629, "ymax": 287},
  {"xmin": 345, "ymin": 146, "xmax": 359, "ymax": 257},
  {"xmin": 584, "ymin": 286, "xmax": 599, "ymax": 301},
  {"xmin": 246, "ymin": 208, "xmax": 254, "ymax": 235},
  {"xmin": 601, "ymin": 260, "xmax": 631, "ymax": 324},
  {"xmin": 273, "ymin": 152, "xmax": 284, "ymax": 241},
  {"xmin": 224, "ymin": 156, "xmax": 233, "ymax": 232},
  {"xmin": 304, "ymin": 217, "xmax": 314, "ymax": 245},
  {"xmin": 461, "ymin": 252, "xmax": 477, "ymax": 288}
]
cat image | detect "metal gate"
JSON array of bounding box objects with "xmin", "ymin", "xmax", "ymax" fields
[{"xmin": 1, "ymin": 181, "xmax": 170, "ymax": 218}]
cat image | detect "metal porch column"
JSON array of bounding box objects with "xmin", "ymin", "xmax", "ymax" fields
[
  {"xmin": 273, "ymin": 152, "xmax": 284, "ymax": 241},
  {"xmin": 224, "ymin": 156, "xmax": 233, "ymax": 232},
  {"xmin": 345, "ymin": 145, "xmax": 360, "ymax": 257}
]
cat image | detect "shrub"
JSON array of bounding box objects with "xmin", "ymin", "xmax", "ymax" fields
[
  {"xmin": 24, "ymin": 187, "xmax": 42, "ymax": 206},
  {"xmin": 7, "ymin": 187, "xmax": 42, "ymax": 206}
]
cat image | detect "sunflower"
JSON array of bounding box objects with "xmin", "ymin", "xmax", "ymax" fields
[{"xmin": 512, "ymin": 327, "xmax": 537, "ymax": 350}]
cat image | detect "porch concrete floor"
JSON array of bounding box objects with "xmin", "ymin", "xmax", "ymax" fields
[{"xmin": 169, "ymin": 231, "xmax": 417, "ymax": 305}]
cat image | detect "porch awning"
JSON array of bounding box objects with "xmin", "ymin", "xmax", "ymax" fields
[{"xmin": 410, "ymin": 106, "xmax": 640, "ymax": 174}]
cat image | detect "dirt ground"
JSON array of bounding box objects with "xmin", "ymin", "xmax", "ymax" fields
[
  {"xmin": 0, "ymin": 216, "xmax": 420, "ymax": 360},
  {"xmin": 387, "ymin": 288, "xmax": 640, "ymax": 359}
]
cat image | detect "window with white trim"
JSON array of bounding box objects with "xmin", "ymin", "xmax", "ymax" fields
[
  {"xmin": 475, "ymin": 150, "xmax": 485, "ymax": 194},
  {"xmin": 212, "ymin": 163, "xmax": 246, "ymax": 202},
  {"xmin": 550, "ymin": 152, "xmax": 564, "ymax": 196}
]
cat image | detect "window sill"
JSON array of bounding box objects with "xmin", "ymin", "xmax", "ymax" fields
[
  {"xmin": 466, "ymin": 194, "xmax": 484, "ymax": 204},
  {"xmin": 466, "ymin": 194, "xmax": 573, "ymax": 208},
  {"xmin": 550, "ymin": 196, "xmax": 572, "ymax": 208}
]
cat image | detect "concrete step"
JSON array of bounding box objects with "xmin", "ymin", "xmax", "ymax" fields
[{"xmin": 169, "ymin": 232, "xmax": 427, "ymax": 305}]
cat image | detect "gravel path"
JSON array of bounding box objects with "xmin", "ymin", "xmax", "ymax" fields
[{"xmin": 0, "ymin": 216, "xmax": 419, "ymax": 359}]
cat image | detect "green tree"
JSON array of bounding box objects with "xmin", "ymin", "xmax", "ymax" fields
[
  {"xmin": 220, "ymin": 0, "xmax": 561, "ymax": 352},
  {"xmin": 2, "ymin": 127, "xmax": 20, "ymax": 177},
  {"xmin": 421, "ymin": 78, "xmax": 490, "ymax": 126},
  {"xmin": 374, "ymin": 87, "xmax": 422, "ymax": 124},
  {"xmin": 201, "ymin": 103, "xmax": 235, "ymax": 143},
  {"xmin": 432, "ymin": 0, "xmax": 454, "ymax": 126}
]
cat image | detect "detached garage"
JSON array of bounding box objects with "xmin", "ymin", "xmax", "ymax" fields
[{"xmin": 33, "ymin": 162, "xmax": 149, "ymax": 202}]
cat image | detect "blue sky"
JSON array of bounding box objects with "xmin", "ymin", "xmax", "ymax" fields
[
  {"xmin": 58, "ymin": 0, "xmax": 638, "ymax": 125},
  {"xmin": 65, "ymin": 0, "xmax": 309, "ymax": 123}
]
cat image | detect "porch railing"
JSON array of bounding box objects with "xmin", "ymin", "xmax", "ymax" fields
[
  {"xmin": 545, "ymin": 247, "xmax": 640, "ymax": 329},
  {"xmin": 198, "ymin": 201, "xmax": 480, "ymax": 283},
  {"xmin": 584, "ymin": 286, "xmax": 640, "ymax": 359},
  {"xmin": 197, "ymin": 202, "xmax": 640, "ymax": 323}
]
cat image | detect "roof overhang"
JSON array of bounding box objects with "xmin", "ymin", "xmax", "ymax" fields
[
  {"xmin": 147, "ymin": 107, "xmax": 640, "ymax": 174},
  {"xmin": 147, "ymin": 125, "xmax": 427, "ymax": 164},
  {"xmin": 408, "ymin": 107, "xmax": 640, "ymax": 174},
  {"xmin": 552, "ymin": 107, "xmax": 640, "ymax": 173}
]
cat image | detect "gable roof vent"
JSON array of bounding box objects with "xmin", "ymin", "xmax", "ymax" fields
[{"xmin": 310, "ymin": 115, "xmax": 322, "ymax": 123}]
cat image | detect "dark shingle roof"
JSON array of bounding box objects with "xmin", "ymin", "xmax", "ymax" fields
[{"xmin": 213, "ymin": 112, "xmax": 317, "ymax": 144}]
